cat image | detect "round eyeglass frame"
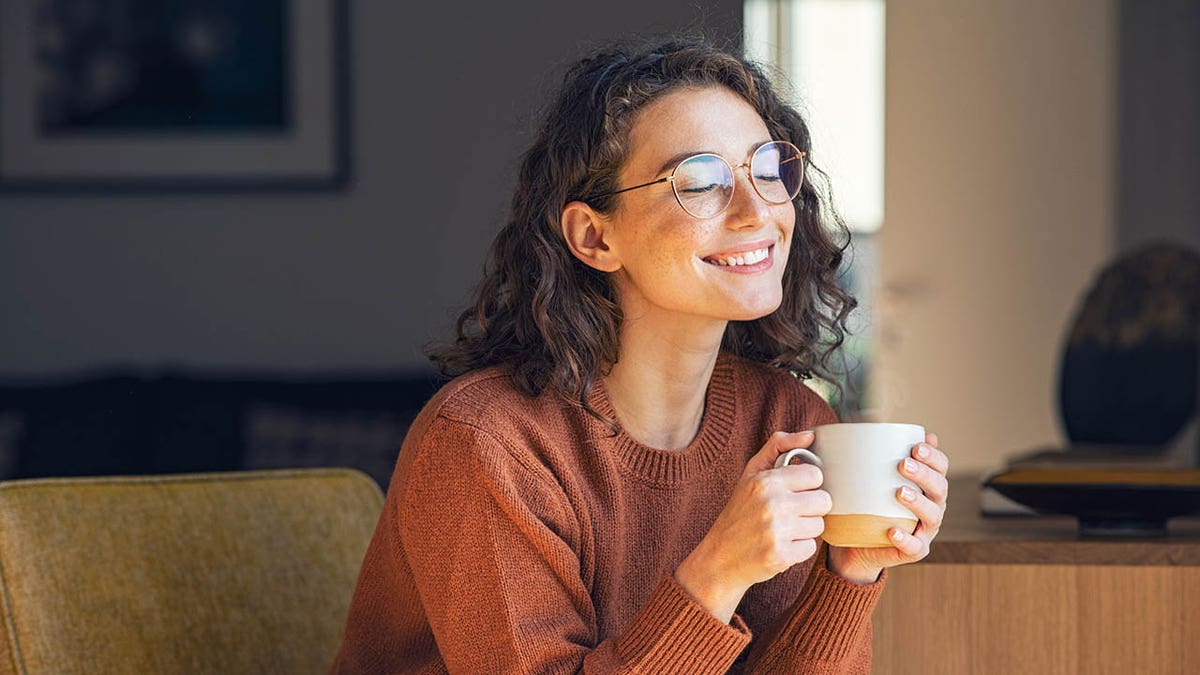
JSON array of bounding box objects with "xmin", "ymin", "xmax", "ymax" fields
[{"xmin": 589, "ymin": 140, "xmax": 806, "ymax": 219}]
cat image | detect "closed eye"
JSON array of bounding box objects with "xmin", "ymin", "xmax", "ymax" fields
[{"xmin": 679, "ymin": 183, "xmax": 722, "ymax": 194}]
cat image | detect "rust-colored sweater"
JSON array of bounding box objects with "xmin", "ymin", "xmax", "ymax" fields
[{"xmin": 331, "ymin": 352, "xmax": 885, "ymax": 674}]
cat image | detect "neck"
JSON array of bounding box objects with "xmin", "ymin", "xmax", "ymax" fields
[{"xmin": 603, "ymin": 311, "xmax": 728, "ymax": 451}]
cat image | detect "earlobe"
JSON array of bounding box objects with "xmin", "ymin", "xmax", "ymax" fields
[{"xmin": 561, "ymin": 201, "xmax": 621, "ymax": 273}]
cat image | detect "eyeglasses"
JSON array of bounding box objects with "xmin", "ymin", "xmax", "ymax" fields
[{"xmin": 591, "ymin": 140, "xmax": 806, "ymax": 219}]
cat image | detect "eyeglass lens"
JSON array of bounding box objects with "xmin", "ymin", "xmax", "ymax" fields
[{"xmin": 671, "ymin": 141, "xmax": 804, "ymax": 218}]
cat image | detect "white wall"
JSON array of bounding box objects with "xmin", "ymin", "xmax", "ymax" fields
[
  {"xmin": 0, "ymin": 2, "xmax": 741, "ymax": 377},
  {"xmin": 873, "ymin": 0, "xmax": 1117, "ymax": 475}
]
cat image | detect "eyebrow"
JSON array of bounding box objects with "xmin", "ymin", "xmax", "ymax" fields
[
  {"xmin": 651, "ymin": 150, "xmax": 703, "ymax": 178},
  {"xmin": 648, "ymin": 140, "xmax": 775, "ymax": 178}
]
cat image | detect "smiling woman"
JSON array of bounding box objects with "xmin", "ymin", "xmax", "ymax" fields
[
  {"xmin": 329, "ymin": 37, "xmax": 950, "ymax": 674},
  {"xmin": 560, "ymin": 86, "xmax": 802, "ymax": 331}
]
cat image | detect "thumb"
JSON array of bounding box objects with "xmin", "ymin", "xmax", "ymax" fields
[{"xmin": 743, "ymin": 430, "xmax": 816, "ymax": 478}]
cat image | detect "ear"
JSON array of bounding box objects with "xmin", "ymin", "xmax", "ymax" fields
[{"xmin": 560, "ymin": 201, "xmax": 622, "ymax": 273}]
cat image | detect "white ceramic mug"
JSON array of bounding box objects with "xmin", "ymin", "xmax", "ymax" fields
[{"xmin": 774, "ymin": 422, "xmax": 925, "ymax": 548}]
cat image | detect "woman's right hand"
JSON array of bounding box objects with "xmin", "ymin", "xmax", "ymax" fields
[{"xmin": 673, "ymin": 430, "xmax": 831, "ymax": 624}]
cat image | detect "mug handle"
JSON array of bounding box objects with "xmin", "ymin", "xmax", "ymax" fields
[{"xmin": 774, "ymin": 447, "xmax": 823, "ymax": 469}]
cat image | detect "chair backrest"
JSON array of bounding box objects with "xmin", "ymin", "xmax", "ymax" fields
[{"xmin": 0, "ymin": 468, "xmax": 383, "ymax": 675}]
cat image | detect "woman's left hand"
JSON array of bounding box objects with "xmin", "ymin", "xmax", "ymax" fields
[{"xmin": 826, "ymin": 432, "xmax": 950, "ymax": 585}]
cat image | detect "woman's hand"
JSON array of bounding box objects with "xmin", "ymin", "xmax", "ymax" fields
[
  {"xmin": 674, "ymin": 430, "xmax": 831, "ymax": 623},
  {"xmin": 826, "ymin": 432, "xmax": 950, "ymax": 585}
]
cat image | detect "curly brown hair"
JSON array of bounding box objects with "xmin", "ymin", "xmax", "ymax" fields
[{"xmin": 430, "ymin": 37, "xmax": 857, "ymax": 418}]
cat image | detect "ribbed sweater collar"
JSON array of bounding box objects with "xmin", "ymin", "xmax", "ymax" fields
[{"xmin": 588, "ymin": 351, "xmax": 739, "ymax": 485}]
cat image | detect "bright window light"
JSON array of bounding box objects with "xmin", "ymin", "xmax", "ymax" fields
[{"xmin": 745, "ymin": 0, "xmax": 885, "ymax": 234}]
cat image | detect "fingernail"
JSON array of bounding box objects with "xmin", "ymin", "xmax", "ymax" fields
[
  {"xmin": 891, "ymin": 529, "xmax": 904, "ymax": 542},
  {"xmin": 904, "ymin": 458, "xmax": 918, "ymax": 473},
  {"xmin": 900, "ymin": 486, "xmax": 916, "ymax": 501},
  {"xmin": 916, "ymin": 444, "xmax": 930, "ymax": 459}
]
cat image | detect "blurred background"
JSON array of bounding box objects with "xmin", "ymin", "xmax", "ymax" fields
[{"xmin": 0, "ymin": 0, "xmax": 1196, "ymax": 487}]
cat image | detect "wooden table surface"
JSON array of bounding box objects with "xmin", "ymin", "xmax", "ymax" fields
[{"xmin": 925, "ymin": 476, "xmax": 1200, "ymax": 565}]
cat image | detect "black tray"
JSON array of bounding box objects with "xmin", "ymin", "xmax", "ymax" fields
[{"xmin": 983, "ymin": 469, "xmax": 1200, "ymax": 536}]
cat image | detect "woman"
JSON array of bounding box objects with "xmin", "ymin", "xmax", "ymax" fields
[{"xmin": 332, "ymin": 38, "xmax": 949, "ymax": 674}]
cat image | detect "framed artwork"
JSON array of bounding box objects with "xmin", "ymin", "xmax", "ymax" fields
[{"xmin": 0, "ymin": 0, "xmax": 349, "ymax": 191}]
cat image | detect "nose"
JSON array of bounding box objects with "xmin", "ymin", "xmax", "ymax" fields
[{"xmin": 722, "ymin": 163, "xmax": 774, "ymax": 229}]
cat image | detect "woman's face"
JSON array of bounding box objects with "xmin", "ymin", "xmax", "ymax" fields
[{"xmin": 602, "ymin": 85, "xmax": 796, "ymax": 326}]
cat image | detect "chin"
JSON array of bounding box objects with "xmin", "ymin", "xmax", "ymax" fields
[{"xmin": 726, "ymin": 297, "xmax": 784, "ymax": 322}]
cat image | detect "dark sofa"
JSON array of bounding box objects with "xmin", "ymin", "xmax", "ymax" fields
[{"xmin": 0, "ymin": 371, "xmax": 443, "ymax": 492}]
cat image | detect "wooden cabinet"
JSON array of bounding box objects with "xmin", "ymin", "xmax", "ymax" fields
[{"xmin": 871, "ymin": 479, "xmax": 1200, "ymax": 674}]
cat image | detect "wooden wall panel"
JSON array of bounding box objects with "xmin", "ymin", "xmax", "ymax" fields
[{"xmin": 872, "ymin": 563, "xmax": 1199, "ymax": 674}]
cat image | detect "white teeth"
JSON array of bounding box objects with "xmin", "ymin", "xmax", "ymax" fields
[{"xmin": 707, "ymin": 246, "xmax": 769, "ymax": 267}]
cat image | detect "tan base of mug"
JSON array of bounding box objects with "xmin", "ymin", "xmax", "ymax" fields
[{"xmin": 822, "ymin": 514, "xmax": 919, "ymax": 548}]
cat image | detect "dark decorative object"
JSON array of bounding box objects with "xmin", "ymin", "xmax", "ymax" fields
[
  {"xmin": 1059, "ymin": 242, "xmax": 1199, "ymax": 447},
  {"xmin": 0, "ymin": 0, "xmax": 349, "ymax": 190},
  {"xmin": 985, "ymin": 241, "xmax": 1200, "ymax": 535}
]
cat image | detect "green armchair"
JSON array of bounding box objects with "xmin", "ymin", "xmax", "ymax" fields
[{"xmin": 0, "ymin": 468, "xmax": 383, "ymax": 674}]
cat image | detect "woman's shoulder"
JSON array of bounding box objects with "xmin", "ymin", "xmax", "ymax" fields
[
  {"xmin": 419, "ymin": 365, "xmax": 541, "ymax": 428},
  {"xmin": 392, "ymin": 366, "xmax": 566, "ymax": 482},
  {"xmin": 393, "ymin": 367, "xmax": 579, "ymax": 536},
  {"xmin": 410, "ymin": 365, "xmax": 580, "ymax": 453}
]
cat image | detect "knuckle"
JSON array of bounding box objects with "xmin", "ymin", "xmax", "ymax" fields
[
  {"xmin": 797, "ymin": 538, "xmax": 817, "ymax": 561},
  {"xmin": 774, "ymin": 530, "xmax": 792, "ymax": 550},
  {"xmin": 817, "ymin": 490, "xmax": 833, "ymax": 513},
  {"xmin": 764, "ymin": 545, "xmax": 789, "ymax": 572},
  {"xmin": 907, "ymin": 536, "xmax": 925, "ymax": 556},
  {"xmin": 801, "ymin": 464, "xmax": 823, "ymax": 487},
  {"xmin": 746, "ymin": 475, "xmax": 770, "ymax": 499},
  {"xmin": 937, "ymin": 477, "xmax": 951, "ymax": 500},
  {"xmin": 800, "ymin": 516, "xmax": 825, "ymax": 538},
  {"xmin": 760, "ymin": 506, "xmax": 780, "ymax": 531},
  {"xmin": 800, "ymin": 490, "xmax": 831, "ymax": 516}
]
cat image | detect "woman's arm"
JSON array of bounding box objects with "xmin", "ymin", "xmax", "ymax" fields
[{"xmin": 733, "ymin": 544, "xmax": 883, "ymax": 674}]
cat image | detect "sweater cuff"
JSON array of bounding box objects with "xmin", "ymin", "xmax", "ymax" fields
[
  {"xmin": 772, "ymin": 545, "xmax": 887, "ymax": 664},
  {"xmin": 615, "ymin": 574, "xmax": 751, "ymax": 674}
]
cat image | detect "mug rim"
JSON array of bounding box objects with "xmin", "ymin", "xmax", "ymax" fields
[{"xmin": 813, "ymin": 422, "xmax": 925, "ymax": 434}]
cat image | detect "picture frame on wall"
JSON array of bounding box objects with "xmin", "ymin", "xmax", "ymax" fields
[{"xmin": 0, "ymin": 0, "xmax": 349, "ymax": 191}]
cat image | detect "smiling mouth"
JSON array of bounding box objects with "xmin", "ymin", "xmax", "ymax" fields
[{"xmin": 702, "ymin": 245, "xmax": 772, "ymax": 267}]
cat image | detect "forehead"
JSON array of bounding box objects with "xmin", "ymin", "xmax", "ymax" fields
[{"xmin": 623, "ymin": 85, "xmax": 772, "ymax": 172}]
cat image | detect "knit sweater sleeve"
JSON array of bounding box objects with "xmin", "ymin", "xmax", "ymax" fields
[
  {"xmin": 399, "ymin": 414, "xmax": 751, "ymax": 674},
  {"xmin": 737, "ymin": 544, "xmax": 884, "ymax": 674}
]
